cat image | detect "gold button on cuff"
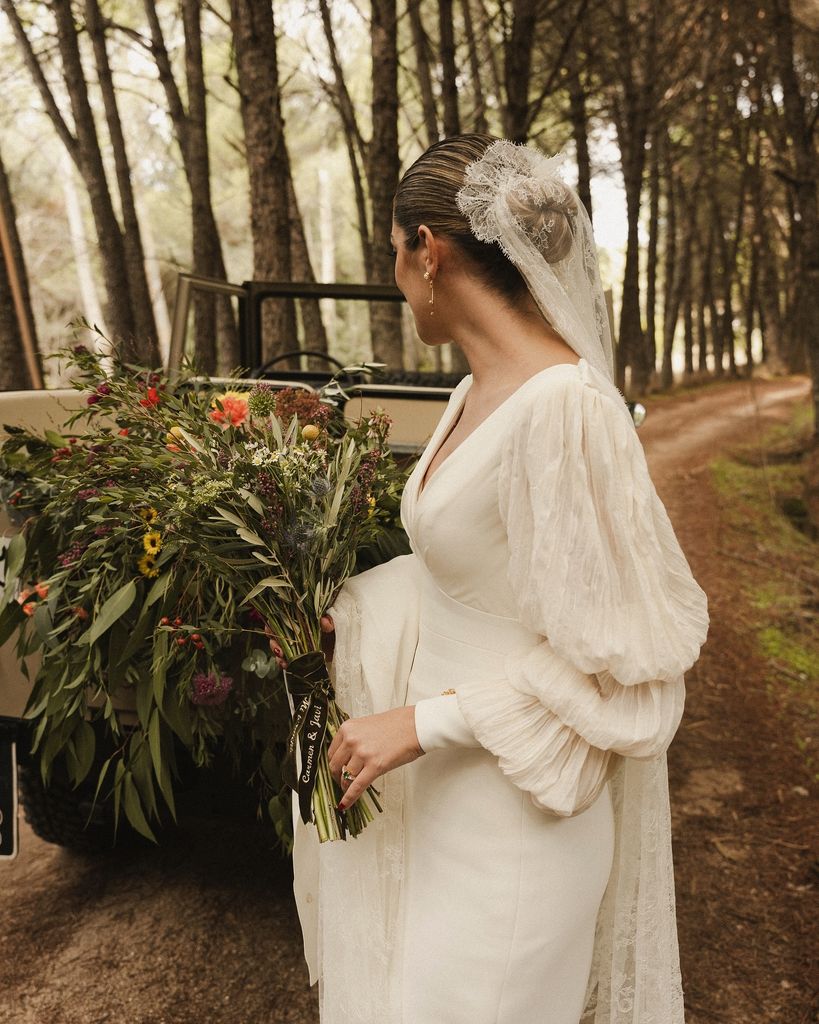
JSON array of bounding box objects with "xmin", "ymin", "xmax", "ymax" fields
[{"xmin": 440, "ymin": 688, "xmax": 456, "ymax": 695}]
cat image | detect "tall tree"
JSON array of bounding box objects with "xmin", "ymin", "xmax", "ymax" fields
[
  {"xmin": 0, "ymin": 145, "xmax": 41, "ymax": 390},
  {"xmin": 769, "ymin": 0, "xmax": 819, "ymax": 437},
  {"xmin": 84, "ymin": 0, "xmax": 158, "ymax": 356},
  {"xmin": 229, "ymin": 0, "xmax": 296, "ymax": 365},
  {"xmin": 137, "ymin": 0, "xmax": 238, "ymax": 373},
  {"xmin": 1, "ymin": 0, "xmax": 157, "ymax": 364},
  {"xmin": 369, "ymin": 0, "xmax": 403, "ymax": 366}
]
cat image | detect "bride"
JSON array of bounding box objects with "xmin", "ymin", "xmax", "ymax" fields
[{"xmin": 270, "ymin": 134, "xmax": 709, "ymax": 1024}]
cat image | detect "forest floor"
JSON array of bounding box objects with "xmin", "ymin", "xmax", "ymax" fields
[{"xmin": 0, "ymin": 367, "xmax": 816, "ymax": 1024}]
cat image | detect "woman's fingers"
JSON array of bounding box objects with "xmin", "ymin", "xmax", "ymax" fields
[
  {"xmin": 338, "ymin": 762, "xmax": 379, "ymax": 811},
  {"xmin": 338, "ymin": 754, "xmax": 364, "ymax": 792},
  {"xmin": 320, "ymin": 614, "xmax": 336, "ymax": 663},
  {"xmin": 264, "ymin": 622, "xmax": 288, "ymax": 668}
]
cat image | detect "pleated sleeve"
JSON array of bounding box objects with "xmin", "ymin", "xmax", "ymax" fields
[{"xmin": 454, "ymin": 364, "xmax": 710, "ymax": 816}]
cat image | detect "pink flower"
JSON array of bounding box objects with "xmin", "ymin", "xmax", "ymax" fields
[
  {"xmin": 209, "ymin": 391, "xmax": 249, "ymax": 428},
  {"xmin": 190, "ymin": 671, "xmax": 234, "ymax": 706}
]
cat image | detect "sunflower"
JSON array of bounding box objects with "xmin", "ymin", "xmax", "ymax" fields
[
  {"xmin": 138, "ymin": 506, "xmax": 159, "ymax": 525},
  {"xmin": 143, "ymin": 531, "xmax": 162, "ymax": 554},
  {"xmin": 137, "ymin": 553, "xmax": 159, "ymax": 578}
]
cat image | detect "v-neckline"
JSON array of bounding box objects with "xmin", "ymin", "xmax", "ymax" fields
[{"xmin": 416, "ymin": 357, "xmax": 585, "ymax": 503}]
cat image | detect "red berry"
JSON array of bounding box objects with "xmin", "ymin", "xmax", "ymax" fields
[
  {"xmin": 173, "ymin": 617, "xmax": 183, "ymax": 626},
  {"xmin": 191, "ymin": 633, "xmax": 200, "ymax": 641},
  {"xmin": 176, "ymin": 636, "xmax": 187, "ymax": 646},
  {"xmin": 160, "ymin": 616, "xmax": 170, "ymax": 626}
]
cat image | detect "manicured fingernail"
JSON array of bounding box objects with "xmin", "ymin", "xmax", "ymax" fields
[{"xmin": 337, "ymin": 802, "xmax": 346, "ymax": 812}]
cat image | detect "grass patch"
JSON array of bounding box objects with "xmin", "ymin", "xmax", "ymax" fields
[{"xmin": 709, "ymin": 397, "xmax": 819, "ymax": 779}]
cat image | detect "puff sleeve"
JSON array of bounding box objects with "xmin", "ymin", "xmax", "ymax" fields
[{"xmin": 453, "ymin": 365, "xmax": 709, "ymax": 816}]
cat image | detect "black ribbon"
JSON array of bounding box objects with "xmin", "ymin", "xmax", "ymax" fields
[{"xmin": 283, "ymin": 651, "xmax": 337, "ymax": 827}]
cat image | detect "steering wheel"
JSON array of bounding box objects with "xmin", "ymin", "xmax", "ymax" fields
[{"xmin": 249, "ymin": 349, "xmax": 352, "ymax": 381}]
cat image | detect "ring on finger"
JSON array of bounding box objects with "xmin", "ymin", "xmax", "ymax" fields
[{"xmin": 341, "ymin": 766, "xmax": 355, "ymax": 782}]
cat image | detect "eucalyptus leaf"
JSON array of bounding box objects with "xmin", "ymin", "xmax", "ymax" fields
[
  {"xmin": 123, "ymin": 770, "xmax": 157, "ymax": 843},
  {"xmin": 78, "ymin": 579, "xmax": 137, "ymax": 646}
]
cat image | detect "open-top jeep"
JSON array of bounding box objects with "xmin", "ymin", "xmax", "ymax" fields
[{"xmin": 0, "ymin": 278, "xmax": 644, "ymax": 857}]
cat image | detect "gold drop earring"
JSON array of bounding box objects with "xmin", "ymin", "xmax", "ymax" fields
[{"xmin": 424, "ymin": 270, "xmax": 434, "ymax": 316}]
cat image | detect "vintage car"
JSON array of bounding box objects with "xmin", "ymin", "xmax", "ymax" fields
[{"xmin": 0, "ymin": 277, "xmax": 644, "ymax": 856}]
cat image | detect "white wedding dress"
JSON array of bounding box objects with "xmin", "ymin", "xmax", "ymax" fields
[{"xmin": 291, "ymin": 356, "xmax": 710, "ymax": 1024}]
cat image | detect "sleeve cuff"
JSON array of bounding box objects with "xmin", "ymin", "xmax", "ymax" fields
[{"xmin": 413, "ymin": 693, "xmax": 481, "ymax": 752}]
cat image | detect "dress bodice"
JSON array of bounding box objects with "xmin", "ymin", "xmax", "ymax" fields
[{"xmin": 400, "ymin": 362, "xmax": 585, "ymax": 617}]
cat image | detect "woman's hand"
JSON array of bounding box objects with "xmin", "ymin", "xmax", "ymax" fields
[
  {"xmin": 265, "ymin": 615, "xmax": 336, "ymax": 669},
  {"xmin": 328, "ymin": 706, "xmax": 425, "ymax": 811}
]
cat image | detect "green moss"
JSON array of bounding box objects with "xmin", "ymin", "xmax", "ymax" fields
[
  {"xmin": 707, "ymin": 397, "xmax": 818, "ymax": 774},
  {"xmin": 757, "ymin": 626, "xmax": 819, "ymax": 685}
]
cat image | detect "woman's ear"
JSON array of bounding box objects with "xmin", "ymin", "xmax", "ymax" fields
[{"xmin": 417, "ymin": 224, "xmax": 440, "ymax": 278}]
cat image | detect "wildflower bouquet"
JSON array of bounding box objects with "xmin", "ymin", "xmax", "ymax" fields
[
  {"xmin": 0, "ymin": 343, "xmax": 410, "ymax": 847},
  {"xmin": 165, "ymin": 380, "xmax": 402, "ymax": 842}
]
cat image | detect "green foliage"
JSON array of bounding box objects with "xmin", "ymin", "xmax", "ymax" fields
[{"xmin": 0, "ymin": 343, "xmax": 413, "ymax": 850}]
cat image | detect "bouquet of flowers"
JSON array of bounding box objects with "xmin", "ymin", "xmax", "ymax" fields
[
  {"xmin": 164, "ymin": 381, "xmax": 402, "ymax": 841},
  {"xmin": 0, "ymin": 342, "xmax": 410, "ymax": 846}
]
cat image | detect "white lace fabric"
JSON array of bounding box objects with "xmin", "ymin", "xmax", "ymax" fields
[{"xmin": 455, "ymin": 139, "xmax": 615, "ymax": 385}]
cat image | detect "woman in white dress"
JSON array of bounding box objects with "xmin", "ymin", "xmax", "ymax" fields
[{"xmin": 273, "ymin": 135, "xmax": 710, "ymax": 1024}]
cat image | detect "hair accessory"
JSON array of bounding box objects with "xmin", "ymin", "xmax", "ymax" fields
[{"xmin": 455, "ymin": 139, "xmax": 615, "ymax": 386}]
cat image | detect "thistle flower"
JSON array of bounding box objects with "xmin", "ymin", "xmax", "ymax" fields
[
  {"xmin": 190, "ymin": 671, "xmax": 233, "ymax": 706},
  {"xmin": 247, "ymin": 382, "xmax": 277, "ymax": 418}
]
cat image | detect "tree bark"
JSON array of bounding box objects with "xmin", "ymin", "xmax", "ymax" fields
[
  {"xmin": 0, "ymin": 146, "xmax": 40, "ymax": 390},
  {"xmin": 460, "ymin": 0, "xmax": 488, "ymax": 133},
  {"xmin": 438, "ymin": 0, "xmax": 461, "ymax": 136},
  {"xmin": 503, "ymin": 0, "xmax": 537, "ymax": 142},
  {"xmin": 84, "ymin": 0, "xmax": 159, "ymax": 363},
  {"xmin": 228, "ymin": 0, "xmax": 298, "ymax": 366},
  {"xmin": 318, "ymin": 0, "xmax": 371, "ymax": 276},
  {"xmin": 409, "ymin": 0, "xmax": 440, "ymax": 146},
  {"xmin": 770, "ymin": 0, "xmax": 819, "ymax": 438},
  {"xmin": 368, "ymin": 0, "xmax": 402, "ymax": 367},
  {"xmin": 142, "ymin": 0, "xmax": 238, "ymax": 373},
  {"xmin": 645, "ymin": 125, "xmax": 661, "ymax": 387}
]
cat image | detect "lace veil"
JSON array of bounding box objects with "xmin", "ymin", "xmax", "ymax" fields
[{"xmin": 455, "ymin": 139, "xmax": 616, "ymax": 386}]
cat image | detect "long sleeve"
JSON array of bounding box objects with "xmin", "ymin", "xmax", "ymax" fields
[{"xmin": 454, "ymin": 365, "xmax": 709, "ymax": 816}]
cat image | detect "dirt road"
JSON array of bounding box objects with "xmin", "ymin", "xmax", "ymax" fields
[{"xmin": 0, "ymin": 370, "xmax": 814, "ymax": 1024}]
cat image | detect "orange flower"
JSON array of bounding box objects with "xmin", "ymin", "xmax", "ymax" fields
[
  {"xmin": 34, "ymin": 582, "xmax": 49, "ymax": 599},
  {"xmin": 71, "ymin": 606, "xmax": 89, "ymax": 620},
  {"xmin": 21, "ymin": 602, "xmax": 36, "ymax": 616},
  {"xmin": 16, "ymin": 587, "xmax": 33, "ymax": 605},
  {"xmin": 118, "ymin": 427, "xmax": 130, "ymax": 436},
  {"xmin": 209, "ymin": 391, "xmax": 249, "ymax": 428}
]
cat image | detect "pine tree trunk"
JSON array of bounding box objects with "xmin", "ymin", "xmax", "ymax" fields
[
  {"xmin": 503, "ymin": 0, "xmax": 536, "ymax": 142},
  {"xmin": 408, "ymin": 0, "xmax": 439, "ymax": 147},
  {"xmin": 368, "ymin": 0, "xmax": 403, "ymax": 367},
  {"xmin": 51, "ymin": 0, "xmax": 140, "ymax": 359},
  {"xmin": 567, "ymin": 68, "xmax": 593, "ymax": 220},
  {"xmin": 84, "ymin": 0, "xmax": 159, "ymax": 364},
  {"xmin": 438, "ymin": 0, "xmax": 461, "ymax": 136},
  {"xmin": 0, "ymin": 146, "xmax": 40, "ymax": 389},
  {"xmin": 644, "ymin": 124, "xmax": 661, "ymax": 388},
  {"xmin": 143, "ymin": 0, "xmax": 238, "ymax": 373},
  {"xmin": 770, "ymin": 0, "xmax": 819, "ymax": 439},
  {"xmin": 229, "ymin": 0, "xmax": 297, "ymax": 367},
  {"xmin": 460, "ymin": 0, "xmax": 488, "ymax": 134}
]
